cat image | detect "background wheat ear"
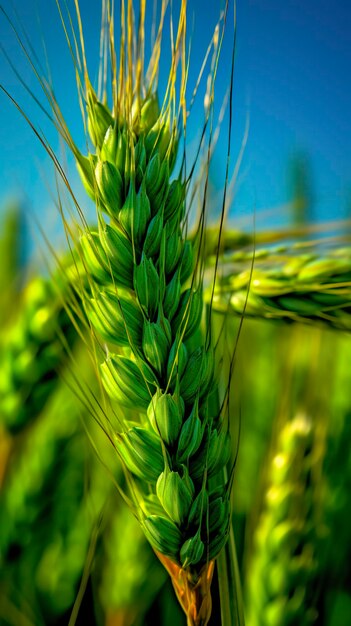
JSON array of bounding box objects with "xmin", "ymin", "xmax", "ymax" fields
[
  {"xmin": 210, "ymin": 231, "xmax": 351, "ymax": 331},
  {"xmin": 244, "ymin": 414, "xmax": 321, "ymax": 626}
]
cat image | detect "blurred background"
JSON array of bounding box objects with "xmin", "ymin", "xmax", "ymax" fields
[{"xmin": 0, "ymin": 1, "xmax": 351, "ymax": 626}]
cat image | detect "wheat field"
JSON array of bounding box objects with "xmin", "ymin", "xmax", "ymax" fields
[{"xmin": 0, "ymin": 2, "xmax": 350, "ymax": 625}]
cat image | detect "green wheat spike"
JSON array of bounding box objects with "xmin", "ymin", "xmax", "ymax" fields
[
  {"xmin": 211, "ymin": 244, "xmax": 351, "ymax": 330},
  {"xmin": 0, "ymin": 274, "xmax": 77, "ymax": 434},
  {"xmin": 76, "ymin": 90, "xmax": 230, "ymax": 624},
  {"xmin": 245, "ymin": 416, "xmax": 320, "ymax": 626},
  {"xmin": 34, "ymin": 3, "xmax": 234, "ymax": 623}
]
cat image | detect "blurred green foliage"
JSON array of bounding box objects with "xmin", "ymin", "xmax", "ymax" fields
[{"xmin": 0, "ymin": 202, "xmax": 351, "ymax": 625}]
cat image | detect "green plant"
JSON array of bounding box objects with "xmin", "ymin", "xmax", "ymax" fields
[
  {"xmin": 1, "ymin": 2, "xmax": 240, "ymax": 624},
  {"xmin": 2, "ymin": 2, "xmax": 351, "ymax": 626}
]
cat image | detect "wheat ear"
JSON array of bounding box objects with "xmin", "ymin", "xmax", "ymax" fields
[
  {"xmin": 211, "ymin": 245, "xmax": 351, "ymax": 329},
  {"xmin": 244, "ymin": 415, "xmax": 320, "ymax": 626},
  {"xmin": 43, "ymin": 2, "xmax": 234, "ymax": 625},
  {"xmin": 0, "ymin": 275, "xmax": 76, "ymax": 434}
]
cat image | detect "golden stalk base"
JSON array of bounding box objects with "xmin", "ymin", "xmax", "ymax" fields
[{"xmin": 156, "ymin": 552, "xmax": 215, "ymax": 626}]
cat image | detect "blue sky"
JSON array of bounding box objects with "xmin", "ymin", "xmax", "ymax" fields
[{"xmin": 0, "ymin": 0, "xmax": 350, "ymax": 247}]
